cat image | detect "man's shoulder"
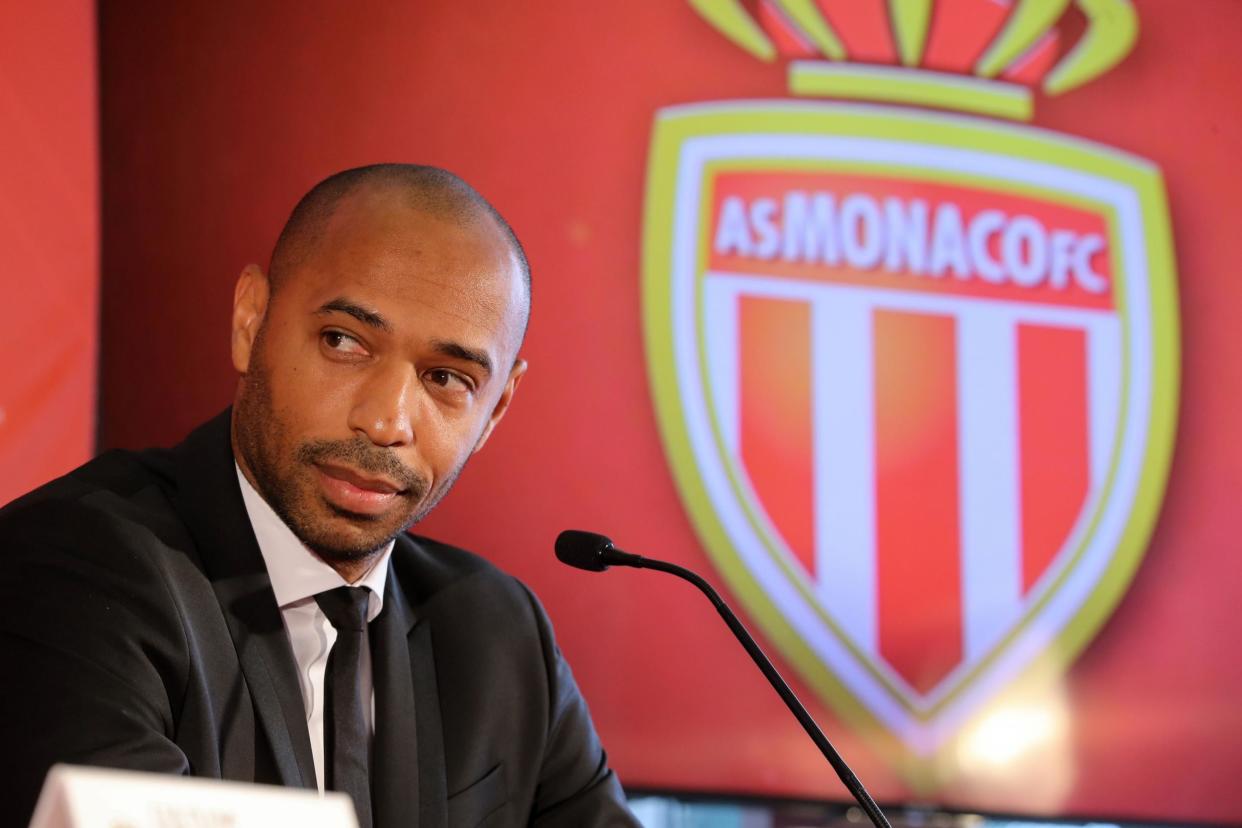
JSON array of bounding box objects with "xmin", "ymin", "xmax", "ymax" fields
[
  {"xmin": 0, "ymin": 445, "xmax": 181, "ymax": 541},
  {"xmin": 391, "ymin": 532, "xmax": 527, "ymax": 603},
  {"xmin": 0, "ymin": 411, "xmax": 236, "ymax": 559},
  {"xmin": 389, "ymin": 532, "xmax": 560, "ymax": 638},
  {"xmin": 0, "ymin": 440, "xmax": 213, "ymax": 597}
]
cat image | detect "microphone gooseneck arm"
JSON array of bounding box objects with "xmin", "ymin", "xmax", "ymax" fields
[{"xmin": 560, "ymin": 532, "xmax": 892, "ymax": 828}]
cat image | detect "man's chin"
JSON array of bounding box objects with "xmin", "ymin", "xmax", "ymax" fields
[
  {"xmin": 309, "ymin": 542, "xmax": 390, "ymax": 566},
  {"xmin": 294, "ymin": 505, "xmax": 410, "ymax": 563},
  {"xmin": 303, "ymin": 530, "xmax": 399, "ymax": 564}
]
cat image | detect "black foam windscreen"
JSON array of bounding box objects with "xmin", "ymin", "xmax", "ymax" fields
[{"xmin": 554, "ymin": 529, "xmax": 615, "ymax": 572}]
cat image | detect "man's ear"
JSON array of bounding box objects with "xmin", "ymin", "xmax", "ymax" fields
[
  {"xmin": 472, "ymin": 358, "xmax": 528, "ymax": 454},
  {"xmin": 231, "ymin": 264, "xmax": 270, "ymax": 374}
]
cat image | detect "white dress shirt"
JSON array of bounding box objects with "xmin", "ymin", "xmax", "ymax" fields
[{"xmin": 236, "ymin": 465, "xmax": 394, "ymax": 793}]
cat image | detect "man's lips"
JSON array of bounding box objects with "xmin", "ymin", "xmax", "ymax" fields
[
  {"xmin": 314, "ymin": 462, "xmax": 409, "ymax": 515},
  {"xmin": 317, "ymin": 462, "xmax": 405, "ymax": 494}
]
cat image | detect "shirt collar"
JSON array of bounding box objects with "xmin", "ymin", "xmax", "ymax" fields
[{"xmin": 235, "ymin": 463, "xmax": 392, "ymax": 621}]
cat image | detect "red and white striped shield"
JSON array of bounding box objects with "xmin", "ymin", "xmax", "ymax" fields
[{"xmin": 642, "ymin": 102, "xmax": 1179, "ymax": 759}]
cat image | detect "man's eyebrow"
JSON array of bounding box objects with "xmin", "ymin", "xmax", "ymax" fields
[
  {"xmin": 315, "ymin": 298, "xmax": 393, "ymax": 333},
  {"xmin": 432, "ymin": 340, "xmax": 493, "ymax": 377}
]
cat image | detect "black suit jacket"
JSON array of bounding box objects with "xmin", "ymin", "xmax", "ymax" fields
[{"xmin": 0, "ymin": 411, "xmax": 638, "ymax": 827}]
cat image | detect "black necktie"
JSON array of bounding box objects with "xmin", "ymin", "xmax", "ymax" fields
[{"xmin": 316, "ymin": 586, "xmax": 373, "ymax": 828}]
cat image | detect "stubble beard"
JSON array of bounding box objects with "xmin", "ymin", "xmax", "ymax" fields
[{"xmin": 233, "ymin": 342, "xmax": 445, "ymax": 565}]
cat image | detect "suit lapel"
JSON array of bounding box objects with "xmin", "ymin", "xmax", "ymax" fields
[
  {"xmin": 372, "ymin": 572, "xmax": 420, "ymax": 827},
  {"xmin": 374, "ymin": 543, "xmax": 448, "ymax": 828},
  {"xmin": 410, "ymin": 621, "xmax": 447, "ymax": 827},
  {"xmin": 171, "ymin": 410, "xmax": 317, "ymax": 789},
  {"xmin": 208, "ymin": 570, "xmax": 318, "ymax": 790}
]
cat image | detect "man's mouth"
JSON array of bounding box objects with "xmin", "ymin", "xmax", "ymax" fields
[
  {"xmin": 318, "ymin": 462, "xmax": 406, "ymax": 493},
  {"xmin": 314, "ymin": 462, "xmax": 410, "ymax": 515}
]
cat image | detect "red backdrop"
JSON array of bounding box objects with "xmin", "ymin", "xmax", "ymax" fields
[
  {"xmin": 0, "ymin": 2, "xmax": 97, "ymax": 506},
  {"xmin": 93, "ymin": 2, "xmax": 1242, "ymax": 824}
]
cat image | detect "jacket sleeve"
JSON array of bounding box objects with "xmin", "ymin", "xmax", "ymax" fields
[
  {"xmin": 518, "ymin": 582, "xmax": 642, "ymax": 827},
  {"xmin": 0, "ymin": 496, "xmax": 191, "ymax": 825}
]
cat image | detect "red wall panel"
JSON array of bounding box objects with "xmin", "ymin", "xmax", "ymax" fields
[{"xmin": 0, "ymin": 2, "xmax": 98, "ymax": 505}]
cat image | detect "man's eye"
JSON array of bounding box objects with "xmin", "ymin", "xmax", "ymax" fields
[
  {"xmin": 321, "ymin": 330, "xmax": 366, "ymax": 355},
  {"xmin": 426, "ymin": 369, "xmax": 471, "ymax": 392}
]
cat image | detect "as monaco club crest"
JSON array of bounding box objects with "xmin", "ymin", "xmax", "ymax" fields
[{"xmin": 642, "ymin": 0, "xmax": 1178, "ymax": 779}]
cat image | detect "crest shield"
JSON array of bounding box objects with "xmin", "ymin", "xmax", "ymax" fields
[{"xmin": 641, "ymin": 102, "xmax": 1178, "ymax": 765}]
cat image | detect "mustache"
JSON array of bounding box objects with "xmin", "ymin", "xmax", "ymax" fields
[{"xmin": 296, "ymin": 438, "xmax": 427, "ymax": 498}]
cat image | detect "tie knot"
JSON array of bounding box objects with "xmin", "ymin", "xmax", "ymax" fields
[{"xmin": 315, "ymin": 586, "xmax": 371, "ymax": 632}]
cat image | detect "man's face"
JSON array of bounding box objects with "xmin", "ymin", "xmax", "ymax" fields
[{"xmin": 230, "ymin": 188, "xmax": 527, "ymax": 563}]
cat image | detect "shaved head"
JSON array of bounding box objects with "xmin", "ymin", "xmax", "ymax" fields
[
  {"xmin": 230, "ymin": 163, "xmax": 532, "ymax": 578},
  {"xmin": 268, "ymin": 164, "xmax": 531, "ymax": 332}
]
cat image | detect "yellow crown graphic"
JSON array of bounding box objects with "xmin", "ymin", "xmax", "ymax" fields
[{"xmin": 691, "ymin": 0, "xmax": 1138, "ymax": 120}]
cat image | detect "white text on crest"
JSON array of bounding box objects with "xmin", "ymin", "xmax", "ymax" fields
[{"xmin": 713, "ymin": 191, "xmax": 1108, "ymax": 293}]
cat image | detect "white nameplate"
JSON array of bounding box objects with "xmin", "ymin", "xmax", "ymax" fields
[{"xmin": 29, "ymin": 765, "xmax": 359, "ymax": 828}]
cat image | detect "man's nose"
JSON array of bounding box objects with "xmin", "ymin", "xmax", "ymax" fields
[{"xmin": 348, "ymin": 363, "xmax": 417, "ymax": 447}]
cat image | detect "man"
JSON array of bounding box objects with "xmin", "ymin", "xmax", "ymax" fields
[{"xmin": 0, "ymin": 165, "xmax": 639, "ymax": 827}]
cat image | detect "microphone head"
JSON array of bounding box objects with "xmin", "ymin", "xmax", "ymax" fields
[{"xmin": 555, "ymin": 530, "xmax": 616, "ymax": 572}]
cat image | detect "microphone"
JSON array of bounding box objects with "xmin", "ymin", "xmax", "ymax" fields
[
  {"xmin": 554, "ymin": 529, "xmax": 893, "ymax": 828},
  {"xmin": 554, "ymin": 529, "xmax": 644, "ymax": 571}
]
